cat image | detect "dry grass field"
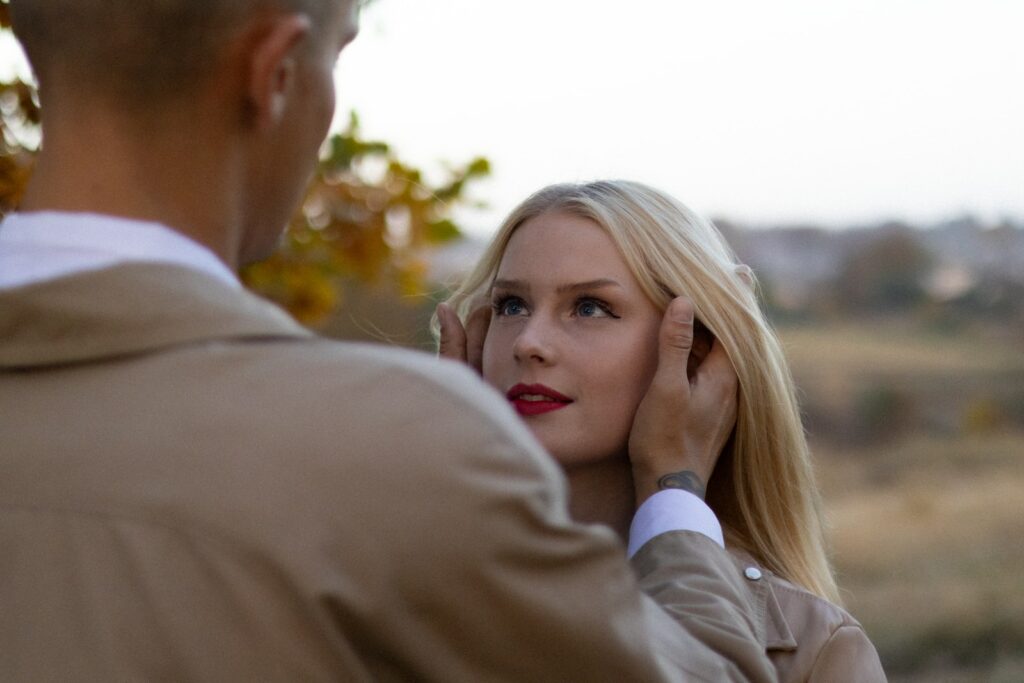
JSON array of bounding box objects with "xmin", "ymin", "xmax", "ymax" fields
[{"xmin": 779, "ymin": 322, "xmax": 1024, "ymax": 682}]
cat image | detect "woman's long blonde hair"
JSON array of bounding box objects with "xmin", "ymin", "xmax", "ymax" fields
[{"xmin": 439, "ymin": 180, "xmax": 839, "ymax": 603}]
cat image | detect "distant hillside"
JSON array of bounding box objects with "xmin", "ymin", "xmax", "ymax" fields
[{"xmin": 718, "ymin": 216, "xmax": 1024, "ymax": 323}]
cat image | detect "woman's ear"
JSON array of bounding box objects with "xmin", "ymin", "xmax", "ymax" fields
[
  {"xmin": 244, "ymin": 14, "xmax": 313, "ymax": 130},
  {"xmin": 687, "ymin": 318, "xmax": 714, "ymax": 381},
  {"xmin": 735, "ymin": 264, "xmax": 755, "ymax": 289}
]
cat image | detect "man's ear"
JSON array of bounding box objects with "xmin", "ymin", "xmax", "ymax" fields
[{"xmin": 245, "ymin": 14, "xmax": 313, "ymax": 130}]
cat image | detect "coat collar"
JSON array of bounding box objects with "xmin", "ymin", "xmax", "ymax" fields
[
  {"xmin": 730, "ymin": 551, "xmax": 799, "ymax": 652},
  {"xmin": 0, "ymin": 263, "xmax": 312, "ymax": 370}
]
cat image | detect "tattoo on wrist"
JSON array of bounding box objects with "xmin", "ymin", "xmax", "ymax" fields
[{"xmin": 657, "ymin": 471, "xmax": 706, "ymax": 500}]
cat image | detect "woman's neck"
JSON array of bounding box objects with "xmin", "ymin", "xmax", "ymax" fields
[{"xmin": 564, "ymin": 457, "xmax": 636, "ymax": 542}]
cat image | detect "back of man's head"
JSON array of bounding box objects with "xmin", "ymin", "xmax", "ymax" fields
[{"xmin": 10, "ymin": 0, "xmax": 333, "ymax": 107}]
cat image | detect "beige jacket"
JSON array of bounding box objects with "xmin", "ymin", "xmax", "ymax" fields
[
  {"xmin": 0, "ymin": 264, "xmax": 777, "ymax": 682},
  {"xmin": 728, "ymin": 553, "xmax": 887, "ymax": 682}
]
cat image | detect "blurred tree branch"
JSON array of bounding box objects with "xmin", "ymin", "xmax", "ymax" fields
[
  {"xmin": 242, "ymin": 113, "xmax": 489, "ymax": 325},
  {"xmin": 0, "ymin": 1, "xmax": 38, "ymax": 214}
]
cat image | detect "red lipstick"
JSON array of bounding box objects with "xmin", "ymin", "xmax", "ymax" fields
[{"xmin": 506, "ymin": 383, "xmax": 573, "ymax": 417}]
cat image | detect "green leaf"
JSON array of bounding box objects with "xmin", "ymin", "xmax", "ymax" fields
[
  {"xmin": 466, "ymin": 157, "xmax": 491, "ymax": 177},
  {"xmin": 425, "ymin": 219, "xmax": 461, "ymax": 244}
]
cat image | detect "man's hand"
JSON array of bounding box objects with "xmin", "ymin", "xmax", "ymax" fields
[
  {"xmin": 436, "ymin": 302, "xmax": 491, "ymax": 373},
  {"xmin": 628, "ymin": 297, "xmax": 738, "ymax": 507}
]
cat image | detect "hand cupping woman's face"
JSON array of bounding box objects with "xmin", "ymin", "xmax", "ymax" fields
[{"xmin": 482, "ymin": 211, "xmax": 663, "ymax": 467}]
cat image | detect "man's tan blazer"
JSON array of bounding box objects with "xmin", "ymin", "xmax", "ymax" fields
[{"xmin": 0, "ymin": 263, "xmax": 776, "ymax": 682}]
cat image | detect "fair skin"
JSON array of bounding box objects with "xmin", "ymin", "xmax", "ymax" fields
[
  {"xmin": 438, "ymin": 211, "xmax": 739, "ymax": 535},
  {"xmin": 19, "ymin": 1, "xmax": 360, "ymax": 269},
  {"xmin": 481, "ymin": 212, "xmax": 664, "ymax": 534},
  {"xmin": 484, "ymin": 212, "xmax": 664, "ymax": 468}
]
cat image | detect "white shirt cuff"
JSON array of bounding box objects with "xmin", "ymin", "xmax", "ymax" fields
[{"xmin": 627, "ymin": 489, "xmax": 724, "ymax": 557}]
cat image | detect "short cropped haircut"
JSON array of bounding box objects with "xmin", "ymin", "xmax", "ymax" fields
[{"xmin": 10, "ymin": 0, "xmax": 343, "ymax": 104}]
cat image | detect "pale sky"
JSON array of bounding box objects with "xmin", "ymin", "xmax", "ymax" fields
[
  {"xmin": 2, "ymin": 1, "xmax": 1021, "ymax": 236},
  {"xmin": 335, "ymin": 0, "xmax": 1024, "ymax": 234}
]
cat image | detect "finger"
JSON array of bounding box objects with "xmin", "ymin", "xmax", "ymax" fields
[
  {"xmin": 464, "ymin": 305, "xmax": 492, "ymax": 372},
  {"xmin": 686, "ymin": 318, "xmax": 714, "ymax": 381},
  {"xmin": 695, "ymin": 338, "xmax": 739, "ymax": 401},
  {"xmin": 653, "ymin": 296, "xmax": 695, "ymax": 387},
  {"xmin": 436, "ymin": 303, "xmax": 468, "ymax": 362}
]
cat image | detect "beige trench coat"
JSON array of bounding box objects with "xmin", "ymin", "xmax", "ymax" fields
[{"xmin": 0, "ymin": 263, "xmax": 778, "ymax": 682}]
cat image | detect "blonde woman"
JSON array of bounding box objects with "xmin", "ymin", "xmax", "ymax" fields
[{"xmin": 435, "ymin": 180, "xmax": 886, "ymax": 682}]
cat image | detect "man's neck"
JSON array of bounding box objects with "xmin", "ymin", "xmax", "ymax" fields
[
  {"xmin": 21, "ymin": 103, "xmax": 244, "ymax": 270},
  {"xmin": 564, "ymin": 457, "xmax": 636, "ymax": 542}
]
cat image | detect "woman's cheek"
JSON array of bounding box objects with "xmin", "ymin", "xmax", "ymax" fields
[{"xmin": 609, "ymin": 331, "xmax": 659, "ymax": 415}]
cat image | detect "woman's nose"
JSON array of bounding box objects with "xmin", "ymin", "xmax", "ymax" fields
[{"xmin": 512, "ymin": 318, "xmax": 556, "ymax": 365}]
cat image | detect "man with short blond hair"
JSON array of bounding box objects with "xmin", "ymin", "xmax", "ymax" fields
[{"xmin": 0, "ymin": 1, "xmax": 773, "ymax": 680}]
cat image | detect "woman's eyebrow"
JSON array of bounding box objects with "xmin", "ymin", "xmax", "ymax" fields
[
  {"xmin": 491, "ymin": 278, "xmax": 624, "ymax": 293},
  {"xmin": 492, "ymin": 278, "xmax": 528, "ymax": 292},
  {"xmin": 556, "ymin": 278, "xmax": 623, "ymax": 294}
]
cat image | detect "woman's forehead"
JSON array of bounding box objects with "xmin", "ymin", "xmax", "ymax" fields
[
  {"xmin": 501, "ymin": 213, "xmax": 622, "ymax": 266},
  {"xmin": 494, "ymin": 215, "xmax": 643, "ymax": 294}
]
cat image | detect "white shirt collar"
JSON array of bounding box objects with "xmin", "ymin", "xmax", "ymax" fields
[{"xmin": 0, "ymin": 211, "xmax": 241, "ymax": 290}]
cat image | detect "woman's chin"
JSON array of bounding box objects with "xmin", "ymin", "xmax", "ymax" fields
[{"xmin": 539, "ymin": 439, "xmax": 629, "ymax": 471}]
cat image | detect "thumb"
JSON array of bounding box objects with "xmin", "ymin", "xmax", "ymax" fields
[
  {"xmin": 436, "ymin": 303, "xmax": 468, "ymax": 362},
  {"xmin": 654, "ymin": 296, "xmax": 695, "ymax": 386}
]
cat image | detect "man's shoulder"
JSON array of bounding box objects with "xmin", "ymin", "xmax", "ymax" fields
[
  {"xmin": 177, "ymin": 335, "xmax": 556, "ymax": 487},
  {"xmin": 726, "ymin": 555, "xmax": 886, "ymax": 680},
  {"xmin": 215, "ymin": 336, "xmax": 516, "ymax": 432},
  {"xmin": 165, "ymin": 339, "xmax": 569, "ymax": 576},
  {"xmin": 761, "ymin": 570, "xmax": 861, "ymax": 634},
  {"xmin": 13, "ymin": 335, "xmax": 563, "ymax": 567},
  {"xmin": 725, "ymin": 549, "xmax": 866, "ymax": 652}
]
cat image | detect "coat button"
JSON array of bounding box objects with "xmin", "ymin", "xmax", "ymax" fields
[{"xmin": 744, "ymin": 567, "xmax": 763, "ymax": 581}]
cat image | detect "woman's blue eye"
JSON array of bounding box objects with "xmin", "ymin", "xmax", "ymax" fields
[
  {"xmin": 494, "ymin": 296, "xmax": 527, "ymax": 316},
  {"xmin": 575, "ymin": 298, "xmax": 612, "ymax": 318}
]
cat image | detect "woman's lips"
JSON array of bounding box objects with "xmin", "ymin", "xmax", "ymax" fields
[{"xmin": 506, "ymin": 383, "xmax": 573, "ymax": 417}]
